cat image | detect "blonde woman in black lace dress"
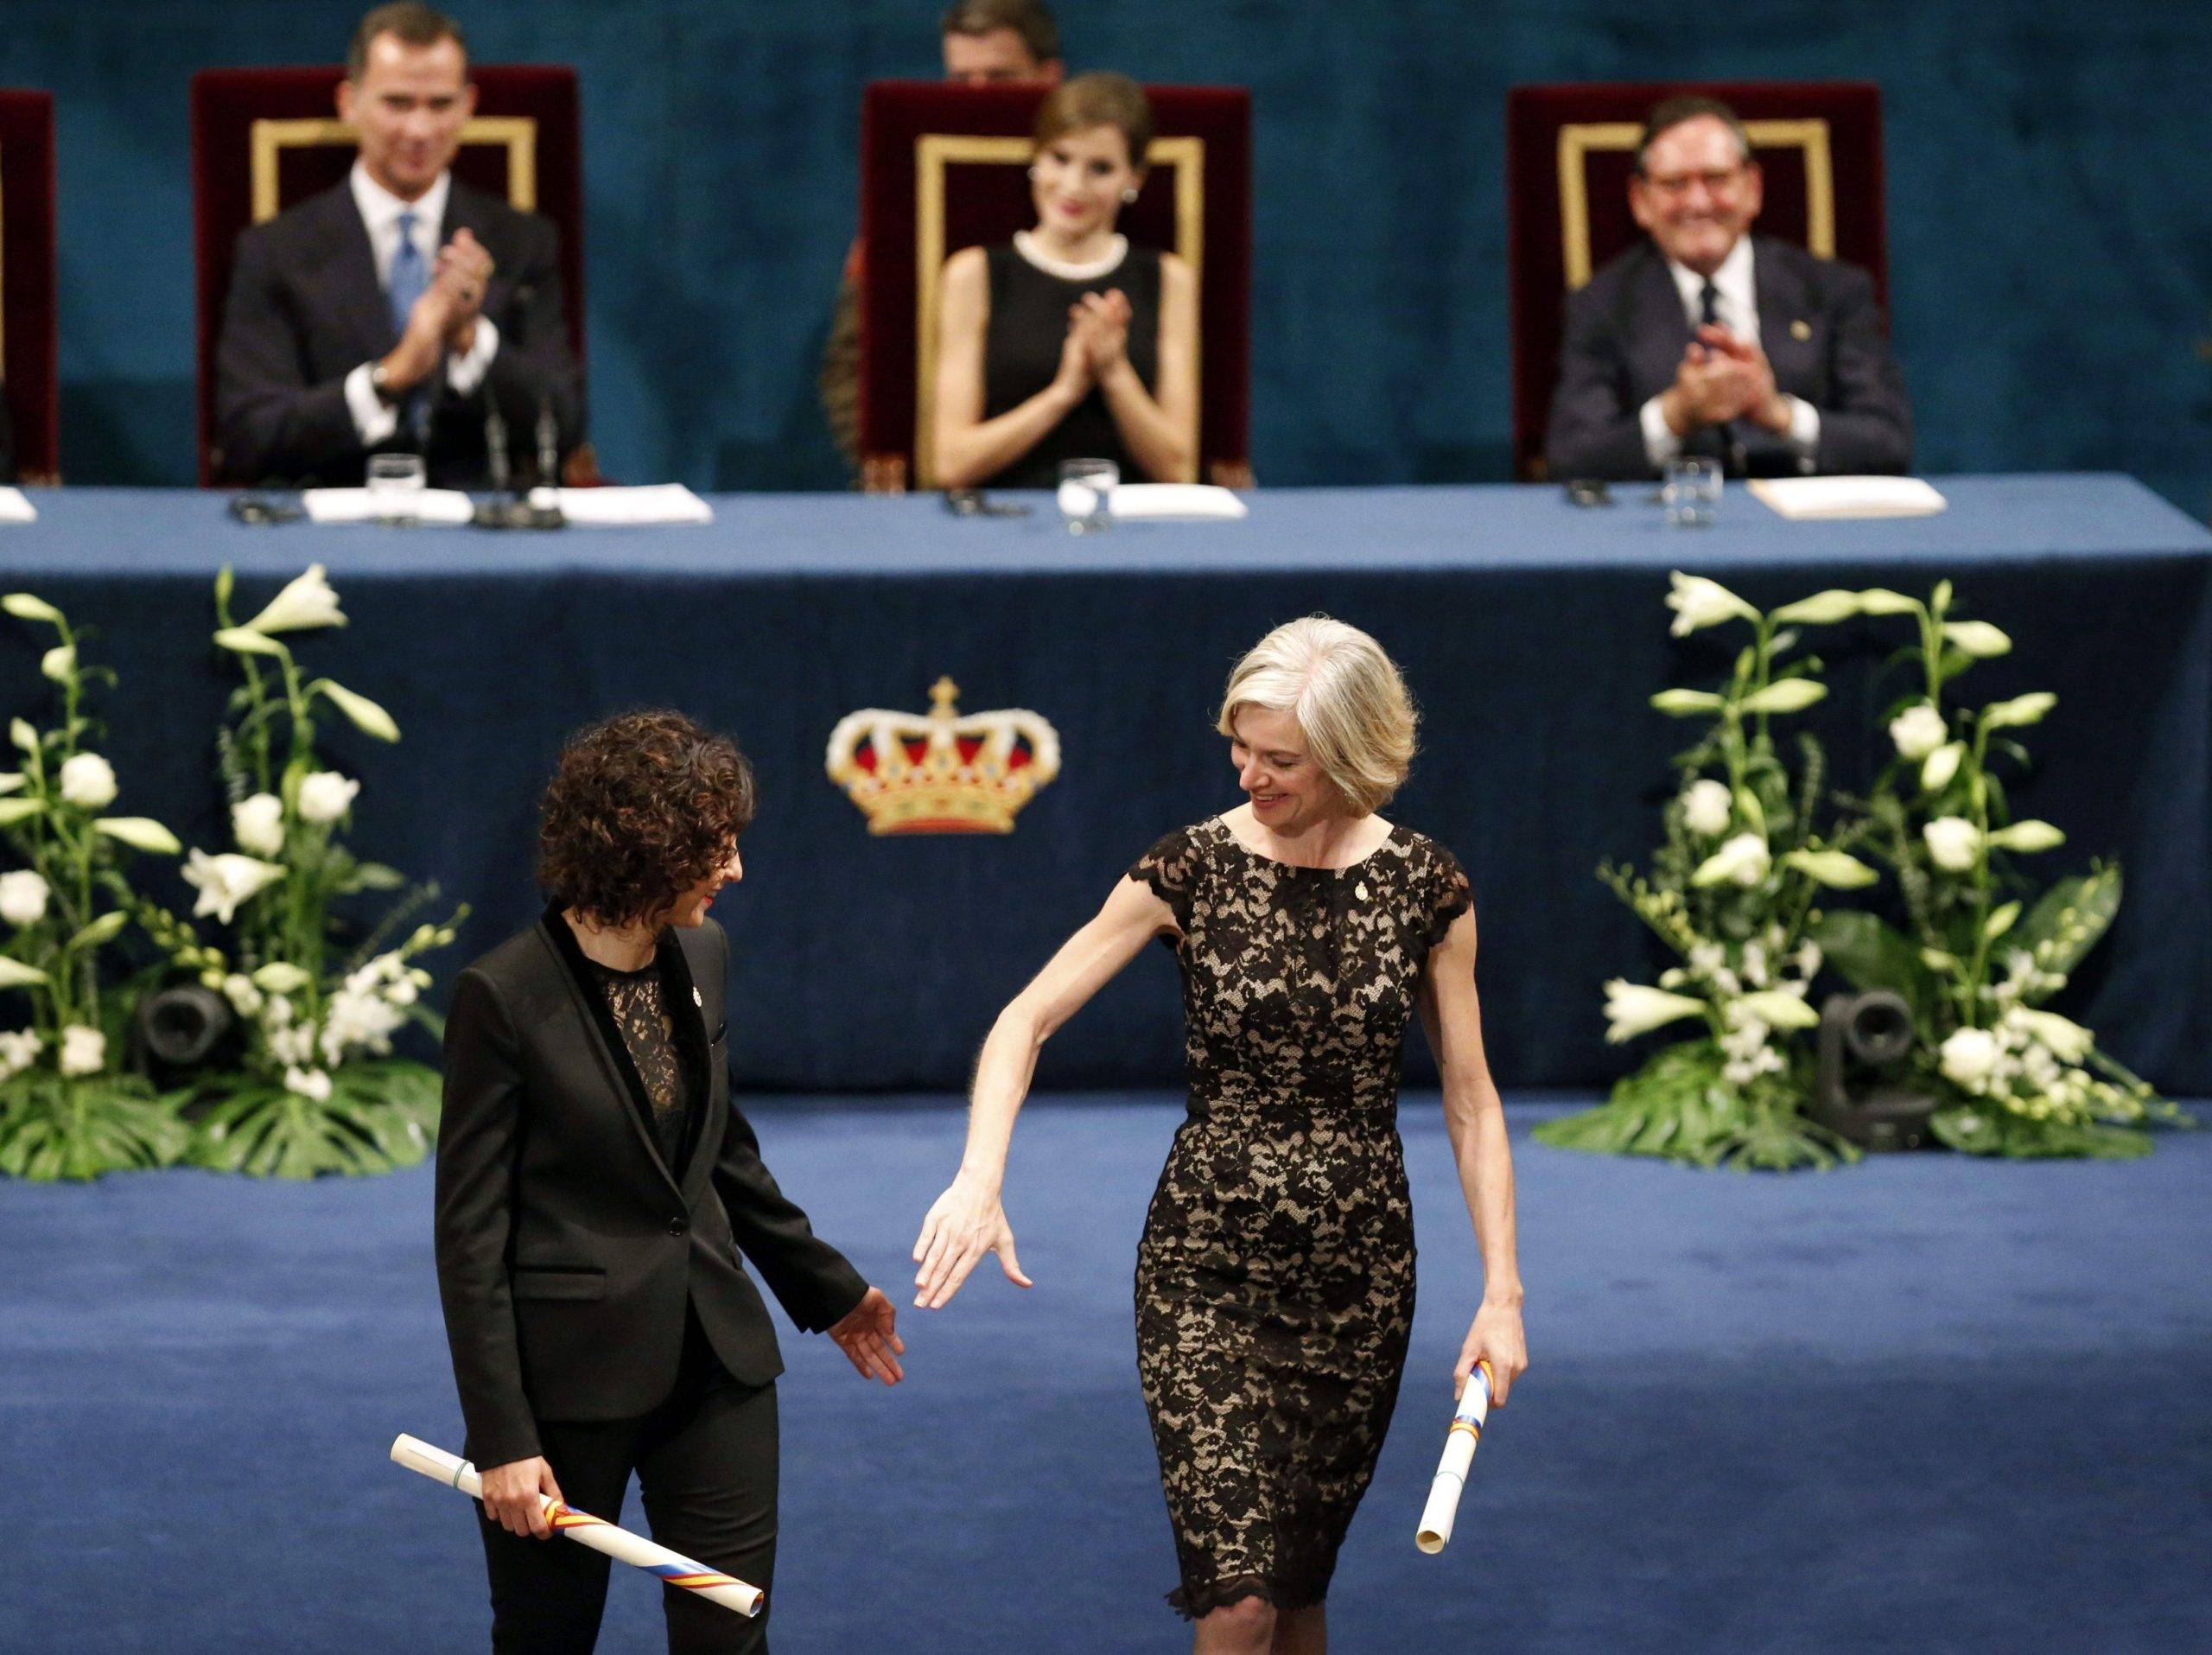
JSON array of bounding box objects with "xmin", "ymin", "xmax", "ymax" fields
[{"xmin": 913, "ymin": 619, "xmax": 1528, "ymax": 1652}]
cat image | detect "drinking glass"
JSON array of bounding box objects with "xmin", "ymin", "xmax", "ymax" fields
[
  {"xmin": 1662, "ymin": 456, "xmax": 1721, "ymax": 529},
  {"xmin": 366, "ymin": 452, "xmax": 428, "ymax": 523},
  {"xmin": 1057, "ymin": 459, "xmax": 1119, "ymax": 534}
]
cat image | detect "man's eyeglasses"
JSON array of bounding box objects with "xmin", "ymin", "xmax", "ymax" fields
[{"xmin": 1640, "ymin": 165, "xmax": 1752, "ymax": 200}]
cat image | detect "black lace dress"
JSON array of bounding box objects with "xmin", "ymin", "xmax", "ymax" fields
[{"xmin": 1128, "ymin": 816, "xmax": 1471, "ymax": 1618}]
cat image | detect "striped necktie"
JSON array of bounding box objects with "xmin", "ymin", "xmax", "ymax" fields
[{"xmin": 388, "ymin": 210, "xmax": 431, "ymax": 445}]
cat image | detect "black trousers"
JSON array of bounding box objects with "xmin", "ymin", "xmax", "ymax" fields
[{"xmin": 474, "ymin": 1313, "xmax": 779, "ymax": 1653}]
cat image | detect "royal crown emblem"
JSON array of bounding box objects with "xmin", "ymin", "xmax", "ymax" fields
[{"xmin": 825, "ymin": 677, "xmax": 1060, "ymax": 835}]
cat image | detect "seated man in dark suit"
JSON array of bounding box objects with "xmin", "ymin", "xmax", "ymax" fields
[
  {"xmin": 1546, "ymin": 96, "xmax": 1910, "ymax": 481},
  {"xmin": 215, "ymin": 3, "xmax": 581, "ymax": 489}
]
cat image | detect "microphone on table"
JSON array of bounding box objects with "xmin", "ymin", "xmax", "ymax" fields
[{"xmin": 474, "ymin": 398, "xmax": 563, "ymax": 531}]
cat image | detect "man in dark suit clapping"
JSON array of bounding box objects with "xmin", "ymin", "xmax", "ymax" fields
[
  {"xmin": 214, "ymin": 3, "xmax": 582, "ymax": 488},
  {"xmin": 1545, "ymin": 96, "xmax": 1910, "ymax": 481}
]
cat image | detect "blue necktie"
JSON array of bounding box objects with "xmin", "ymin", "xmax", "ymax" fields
[{"xmin": 388, "ymin": 210, "xmax": 430, "ymax": 444}]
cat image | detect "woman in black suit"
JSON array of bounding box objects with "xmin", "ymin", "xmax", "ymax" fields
[{"xmin": 435, "ymin": 710, "xmax": 903, "ymax": 1653}]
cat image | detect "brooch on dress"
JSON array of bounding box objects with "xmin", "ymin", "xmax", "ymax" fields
[{"xmin": 692, "ymin": 986, "xmax": 703, "ymax": 1007}]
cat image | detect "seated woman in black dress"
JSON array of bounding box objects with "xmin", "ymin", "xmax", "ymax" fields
[{"xmin": 932, "ymin": 73, "xmax": 1198, "ymax": 489}]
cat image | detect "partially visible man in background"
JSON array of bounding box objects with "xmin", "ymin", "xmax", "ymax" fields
[
  {"xmin": 1544, "ymin": 96, "xmax": 1910, "ymax": 481},
  {"xmin": 215, "ymin": 3, "xmax": 582, "ymax": 488},
  {"xmin": 818, "ymin": 0, "xmax": 1065, "ymax": 484}
]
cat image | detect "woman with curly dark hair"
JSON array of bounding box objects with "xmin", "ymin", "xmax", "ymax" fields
[{"xmin": 435, "ymin": 709, "xmax": 903, "ymax": 1654}]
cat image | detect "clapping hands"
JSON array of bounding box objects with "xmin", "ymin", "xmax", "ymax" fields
[
  {"xmin": 1665, "ymin": 323, "xmax": 1790, "ymax": 435},
  {"xmin": 1050, "ymin": 288, "xmax": 1134, "ymax": 402}
]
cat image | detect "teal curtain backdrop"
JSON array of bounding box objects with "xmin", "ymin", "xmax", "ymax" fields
[{"xmin": 2, "ymin": 1, "xmax": 2209, "ymax": 508}]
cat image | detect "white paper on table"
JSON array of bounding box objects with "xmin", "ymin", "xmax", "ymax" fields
[
  {"xmin": 1747, "ymin": 476, "xmax": 1948, "ymax": 520},
  {"xmin": 552, "ymin": 484, "xmax": 715, "ymax": 526},
  {"xmin": 1108, "ymin": 483, "xmax": 1249, "ymax": 521},
  {"xmin": 0, "ymin": 487, "xmax": 37, "ymax": 525},
  {"xmin": 302, "ymin": 487, "xmax": 476, "ymax": 525}
]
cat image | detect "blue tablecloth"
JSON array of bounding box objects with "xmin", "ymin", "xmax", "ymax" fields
[{"xmin": 2, "ymin": 474, "xmax": 2205, "ymax": 1093}]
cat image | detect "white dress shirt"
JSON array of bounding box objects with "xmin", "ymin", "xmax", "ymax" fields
[
  {"xmin": 1639, "ymin": 234, "xmax": 1820, "ymax": 471},
  {"xmin": 341, "ymin": 162, "xmax": 501, "ymax": 446}
]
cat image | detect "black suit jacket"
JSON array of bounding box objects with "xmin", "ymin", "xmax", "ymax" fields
[
  {"xmin": 215, "ymin": 178, "xmax": 583, "ymax": 489},
  {"xmin": 435, "ymin": 913, "xmax": 867, "ymax": 1471},
  {"xmin": 1544, "ymin": 234, "xmax": 1910, "ymax": 481}
]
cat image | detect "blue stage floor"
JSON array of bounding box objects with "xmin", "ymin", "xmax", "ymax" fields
[{"xmin": 3, "ymin": 1096, "xmax": 2207, "ymax": 1652}]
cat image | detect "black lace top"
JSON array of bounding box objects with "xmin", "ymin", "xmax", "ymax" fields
[{"xmin": 580, "ymin": 954, "xmax": 696, "ymax": 1175}]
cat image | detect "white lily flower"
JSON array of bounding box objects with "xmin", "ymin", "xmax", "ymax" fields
[
  {"xmin": 1986, "ymin": 819, "xmax": 2065, "ymax": 854},
  {"xmin": 213, "ymin": 627, "xmax": 289, "ymax": 659},
  {"xmin": 40, "ymin": 645, "xmax": 75, "ymax": 684},
  {"xmin": 1769, "ymin": 589, "xmax": 1862, "ymax": 626},
  {"xmin": 93, "ymin": 817, "xmax": 182, "ymax": 856},
  {"xmin": 2010, "ymin": 1008, "xmax": 2094, "ymax": 1064},
  {"xmin": 1923, "ymin": 817, "xmax": 1980, "ymax": 872},
  {"xmin": 1888, "ymin": 703, "xmax": 1947, "ymax": 761},
  {"xmin": 314, "ymin": 680, "xmax": 400, "ymax": 742},
  {"xmin": 232, "ymin": 792, "xmax": 286, "ymax": 856},
  {"xmin": 1679, "ymin": 779, "xmax": 1732, "ymax": 837},
  {"xmin": 296, "ymin": 771, "xmax": 360, "ymax": 824},
  {"xmin": 181, "ymin": 849, "xmax": 287, "ymax": 925},
  {"xmin": 1922, "ymin": 742, "xmax": 1965, "ymax": 793},
  {"xmin": 0, "ymin": 1028, "xmax": 42, "ymax": 1081},
  {"xmin": 1781, "ymin": 848, "xmax": 1880, "ymax": 888},
  {"xmin": 59, "ymin": 1025, "xmax": 106, "ymax": 1078},
  {"xmin": 242, "ymin": 565, "xmax": 346, "ymax": 634},
  {"xmin": 1734, "ymin": 989, "xmax": 1821, "ymax": 1030},
  {"xmin": 221, "ymin": 974, "xmax": 264, "ymax": 1017},
  {"xmin": 1939, "ymin": 1026, "xmax": 2001, "ymax": 1089},
  {"xmin": 58, "ymin": 753, "xmax": 118, "ymax": 810},
  {"xmin": 1738, "ymin": 678, "xmax": 1827, "ymax": 715},
  {"xmin": 1942, "ymin": 620, "xmax": 2012, "ymax": 659},
  {"xmin": 1982, "ymin": 692, "xmax": 2056, "ymax": 730},
  {"xmin": 0, "ymin": 956, "xmax": 48, "ymax": 988},
  {"xmin": 1603, "ymin": 979, "xmax": 1709, "ymax": 1043},
  {"xmin": 0, "ymin": 870, "xmax": 48, "ymax": 928},
  {"xmin": 1665, "ymin": 571, "xmax": 1758, "ymax": 636},
  {"xmin": 283, "ymin": 1066, "xmax": 335, "ymax": 1102},
  {"xmin": 1692, "ymin": 831, "xmax": 1771, "ymax": 888},
  {"xmin": 251, "ymin": 961, "xmax": 312, "ymax": 995},
  {"xmin": 2, "ymin": 592, "xmax": 62, "ymax": 623}
]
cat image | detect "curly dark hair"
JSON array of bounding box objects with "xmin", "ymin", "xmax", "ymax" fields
[{"xmin": 537, "ymin": 710, "xmax": 756, "ymax": 927}]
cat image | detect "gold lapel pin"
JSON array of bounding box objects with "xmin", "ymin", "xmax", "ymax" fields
[{"xmin": 1789, "ymin": 319, "xmax": 1812, "ymax": 341}]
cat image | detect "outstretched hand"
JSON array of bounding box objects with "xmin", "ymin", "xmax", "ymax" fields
[
  {"xmin": 912, "ymin": 1173, "xmax": 1033, "ymax": 1309},
  {"xmin": 828, "ymin": 1286, "xmax": 906, "ymax": 1384}
]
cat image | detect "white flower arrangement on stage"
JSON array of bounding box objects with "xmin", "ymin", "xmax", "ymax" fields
[
  {"xmin": 1815, "ymin": 582, "xmax": 2176, "ymax": 1158},
  {"xmin": 138, "ymin": 566, "xmax": 465, "ymax": 1178},
  {"xmin": 0, "ymin": 593, "xmax": 188, "ymax": 1180},
  {"xmin": 1538, "ymin": 573, "xmax": 1876, "ymax": 1170},
  {"xmin": 1554, "ymin": 572, "xmax": 2182, "ymax": 1172}
]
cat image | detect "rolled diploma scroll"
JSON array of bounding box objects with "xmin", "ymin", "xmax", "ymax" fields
[
  {"xmin": 391, "ymin": 1434, "xmax": 763, "ymax": 1618},
  {"xmin": 1414, "ymin": 1360, "xmax": 1492, "ymax": 1554}
]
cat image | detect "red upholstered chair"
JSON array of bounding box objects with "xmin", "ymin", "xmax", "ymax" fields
[
  {"xmin": 857, "ymin": 80, "xmax": 1252, "ymax": 493},
  {"xmin": 0, "ymin": 90, "xmax": 60, "ymax": 484},
  {"xmin": 191, "ymin": 65, "xmax": 588, "ymax": 486},
  {"xmin": 1507, "ymin": 81, "xmax": 1888, "ymax": 481}
]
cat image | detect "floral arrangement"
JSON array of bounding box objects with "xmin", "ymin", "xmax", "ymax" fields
[
  {"xmin": 137, "ymin": 565, "xmax": 463, "ymax": 1177},
  {"xmin": 0, "ymin": 593, "xmax": 188, "ymax": 1179},
  {"xmin": 1815, "ymin": 581, "xmax": 2175, "ymax": 1157},
  {"xmin": 1535, "ymin": 575, "xmax": 1879, "ymax": 1169},
  {"xmin": 1548, "ymin": 570, "xmax": 2181, "ymax": 1172}
]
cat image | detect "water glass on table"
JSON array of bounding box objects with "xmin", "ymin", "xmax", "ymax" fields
[
  {"xmin": 1662, "ymin": 456, "xmax": 1721, "ymax": 529},
  {"xmin": 366, "ymin": 452, "xmax": 427, "ymax": 524},
  {"xmin": 1057, "ymin": 459, "xmax": 1118, "ymax": 534}
]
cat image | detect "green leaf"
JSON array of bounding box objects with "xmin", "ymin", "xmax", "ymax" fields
[
  {"xmin": 1811, "ymin": 911, "xmax": 1929, "ymax": 1000},
  {"xmin": 346, "ymin": 861, "xmax": 407, "ymax": 891},
  {"xmin": 2007, "ymin": 866, "xmax": 2123, "ymax": 984},
  {"xmin": 213, "ymin": 563, "xmax": 235, "ymax": 613}
]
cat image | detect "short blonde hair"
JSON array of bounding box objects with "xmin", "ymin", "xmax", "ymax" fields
[{"xmin": 1216, "ymin": 616, "xmax": 1417, "ymax": 815}]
